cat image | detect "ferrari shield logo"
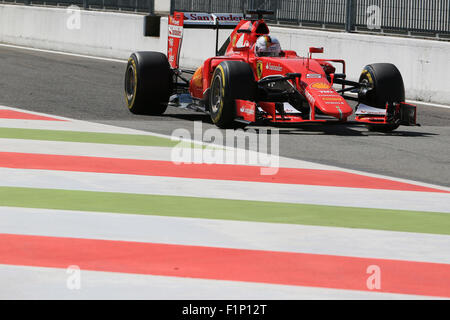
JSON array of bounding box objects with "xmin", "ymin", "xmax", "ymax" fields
[{"xmin": 256, "ymin": 61, "xmax": 263, "ymax": 79}]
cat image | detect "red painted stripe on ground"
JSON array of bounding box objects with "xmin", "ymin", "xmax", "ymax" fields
[
  {"xmin": 0, "ymin": 110, "xmax": 65, "ymax": 121},
  {"xmin": 0, "ymin": 152, "xmax": 446, "ymax": 192},
  {"xmin": 1, "ymin": 233, "xmax": 449, "ymax": 297}
]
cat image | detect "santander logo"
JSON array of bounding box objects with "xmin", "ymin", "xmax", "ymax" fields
[
  {"xmin": 266, "ymin": 63, "xmax": 283, "ymax": 72},
  {"xmin": 240, "ymin": 107, "xmax": 254, "ymax": 115}
]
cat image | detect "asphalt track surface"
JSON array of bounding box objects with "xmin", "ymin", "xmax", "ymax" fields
[{"xmin": 1, "ymin": 45, "xmax": 449, "ymax": 186}]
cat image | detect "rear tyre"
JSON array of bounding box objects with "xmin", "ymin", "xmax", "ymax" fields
[
  {"xmin": 358, "ymin": 63, "xmax": 405, "ymax": 132},
  {"xmin": 209, "ymin": 61, "xmax": 256, "ymax": 128},
  {"xmin": 125, "ymin": 52, "xmax": 173, "ymax": 115}
]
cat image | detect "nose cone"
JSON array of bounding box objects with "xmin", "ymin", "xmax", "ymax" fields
[
  {"xmin": 304, "ymin": 79, "xmax": 354, "ymax": 120},
  {"xmin": 321, "ymin": 102, "xmax": 353, "ymax": 119},
  {"xmin": 314, "ymin": 93, "xmax": 353, "ymax": 119}
]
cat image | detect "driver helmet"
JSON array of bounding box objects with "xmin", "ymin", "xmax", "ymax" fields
[{"xmin": 255, "ymin": 35, "xmax": 282, "ymax": 57}]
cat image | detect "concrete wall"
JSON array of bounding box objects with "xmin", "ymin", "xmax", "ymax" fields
[
  {"xmin": 0, "ymin": 4, "xmax": 168, "ymax": 59},
  {"xmin": 154, "ymin": 0, "xmax": 171, "ymax": 14},
  {"xmin": 1, "ymin": 4, "xmax": 449, "ymax": 105}
]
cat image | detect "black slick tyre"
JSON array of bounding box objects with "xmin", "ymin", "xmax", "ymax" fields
[
  {"xmin": 358, "ymin": 63, "xmax": 405, "ymax": 132},
  {"xmin": 209, "ymin": 61, "xmax": 256, "ymax": 128},
  {"xmin": 125, "ymin": 52, "xmax": 172, "ymax": 115}
]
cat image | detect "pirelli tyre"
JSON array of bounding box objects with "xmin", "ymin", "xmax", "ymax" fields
[
  {"xmin": 125, "ymin": 52, "xmax": 173, "ymax": 115},
  {"xmin": 209, "ymin": 61, "xmax": 257, "ymax": 128},
  {"xmin": 358, "ymin": 63, "xmax": 405, "ymax": 132}
]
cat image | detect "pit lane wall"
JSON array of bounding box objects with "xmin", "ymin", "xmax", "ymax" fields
[
  {"xmin": 1, "ymin": 4, "xmax": 449, "ymax": 105},
  {"xmin": 0, "ymin": 4, "xmax": 168, "ymax": 60}
]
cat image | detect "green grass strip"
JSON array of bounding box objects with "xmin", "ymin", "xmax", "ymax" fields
[
  {"xmin": 0, "ymin": 127, "xmax": 193, "ymax": 148},
  {"xmin": 0, "ymin": 187, "xmax": 448, "ymax": 235}
]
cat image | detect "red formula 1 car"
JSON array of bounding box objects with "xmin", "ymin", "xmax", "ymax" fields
[{"xmin": 124, "ymin": 10, "xmax": 418, "ymax": 132}]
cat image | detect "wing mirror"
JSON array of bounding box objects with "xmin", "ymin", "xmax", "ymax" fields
[
  {"xmin": 307, "ymin": 47, "xmax": 324, "ymax": 69},
  {"xmin": 309, "ymin": 47, "xmax": 324, "ymax": 54}
]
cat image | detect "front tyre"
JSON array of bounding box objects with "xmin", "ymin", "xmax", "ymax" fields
[
  {"xmin": 358, "ymin": 63, "xmax": 405, "ymax": 132},
  {"xmin": 125, "ymin": 52, "xmax": 173, "ymax": 115},
  {"xmin": 209, "ymin": 61, "xmax": 256, "ymax": 128}
]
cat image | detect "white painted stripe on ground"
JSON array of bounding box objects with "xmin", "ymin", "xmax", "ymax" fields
[
  {"xmin": 0, "ymin": 105, "xmax": 205, "ymax": 143},
  {"xmin": 343, "ymin": 92, "xmax": 450, "ymax": 110},
  {"xmin": 406, "ymin": 99, "xmax": 450, "ymax": 110},
  {"xmin": 0, "ymin": 105, "xmax": 205, "ymax": 144},
  {"xmin": 0, "ymin": 105, "xmax": 189, "ymax": 138},
  {"xmin": 0, "ymin": 118, "xmax": 164, "ymax": 135},
  {"xmin": 0, "ymin": 43, "xmax": 127, "ymax": 64},
  {"xmin": 0, "ymin": 168, "xmax": 449, "ymax": 212},
  {"xmin": 0, "ymin": 264, "xmax": 432, "ymax": 300},
  {"xmin": 0, "ymin": 137, "xmax": 449, "ymax": 192},
  {"xmin": 0, "ymin": 138, "xmax": 335, "ymax": 170},
  {"xmin": 1, "ymin": 207, "xmax": 449, "ymax": 264},
  {"xmin": 315, "ymin": 164, "xmax": 450, "ymax": 192},
  {"xmin": 0, "ymin": 105, "xmax": 76, "ymax": 121}
]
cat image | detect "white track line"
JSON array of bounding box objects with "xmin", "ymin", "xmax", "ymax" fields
[
  {"xmin": 0, "ymin": 117, "xmax": 162, "ymax": 135},
  {"xmin": 1, "ymin": 207, "xmax": 449, "ymax": 264},
  {"xmin": 0, "ymin": 105, "xmax": 74, "ymax": 121},
  {"xmin": 0, "ymin": 105, "xmax": 205, "ymax": 145},
  {"xmin": 0, "ymin": 105, "xmax": 195, "ymax": 139},
  {"xmin": 407, "ymin": 99, "xmax": 450, "ymax": 110},
  {"xmin": 0, "ymin": 138, "xmax": 336, "ymax": 170},
  {"xmin": 0, "ymin": 264, "xmax": 431, "ymax": 300},
  {"xmin": 343, "ymin": 92, "xmax": 450, "ymax": 109},
  {"xmin": 0, "ymin": 168, "xmax": 449, "ymax": 212},
  {"xmin": 0, "ymin": 43, "xmax": 127, "ymax": 64}
]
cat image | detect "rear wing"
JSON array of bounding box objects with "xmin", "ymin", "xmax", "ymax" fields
[{"xmin": 168, "ymin": 11, "xmax": 244, "ymax": 69}]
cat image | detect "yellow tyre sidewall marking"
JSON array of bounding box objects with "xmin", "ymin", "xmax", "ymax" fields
[
  {"xmin": 125, "ymin": 57, "xmax": 138, "ymax": 109},
  {"xmin": 361, "ymin": 69, "xmax": 374, "ymax": 87},
  {"xmin": 211, "ymin": 65, "xmax": 226, "ymax": 123}
]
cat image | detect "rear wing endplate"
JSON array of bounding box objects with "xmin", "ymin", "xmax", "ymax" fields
[
  {"xmin": 168, "ymin": 12, "xmax": 184, "ymax": 69},
  {"xmin": 168, "ymin": 11, "xmax": 244, "ymax": 69}
]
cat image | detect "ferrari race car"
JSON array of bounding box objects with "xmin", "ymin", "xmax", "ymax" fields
[{"xmin": 124, "ymin": 10, "xmax": 418, "ymax": 132}]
